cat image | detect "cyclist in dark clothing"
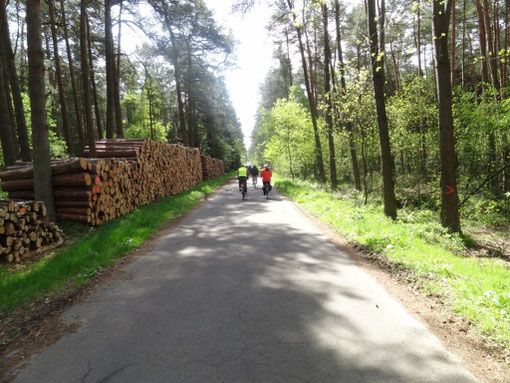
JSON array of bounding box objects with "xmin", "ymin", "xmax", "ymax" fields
[{"xmin": 250, "ymin": 165, "xmax": 259, "ymax": 187}]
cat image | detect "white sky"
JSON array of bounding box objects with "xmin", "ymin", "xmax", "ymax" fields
[
  {"xmin": 122, "ymin": 1, "xmax": 276, "ymax": 149},
  {"xmin": 205, "ymin": 1, "xmax": 276, "ymax": 149}
]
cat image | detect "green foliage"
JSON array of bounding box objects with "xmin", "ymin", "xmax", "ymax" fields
[
  {"xmin": 275, "ymin": 176, "xmax": 510, "ymax": 349},
  {"xmin": 261, "ymin": 97, "xmax": 316, "ymax": 178}
]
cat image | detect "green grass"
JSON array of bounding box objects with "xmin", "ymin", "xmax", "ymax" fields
[
  {"xmin": 275, "ymin": 176, "xmax": 510, "ymax": 350},
  {"xmin": 0, "ymin": 173, "xmax": 233, "ymax": 314}
]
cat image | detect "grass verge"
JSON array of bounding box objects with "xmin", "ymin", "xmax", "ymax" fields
[
  {"xmin": 0, "ymin": 173, "xmax": 233, "ymax": 314},
  {"xmin": 274, "ymin": 176, "xmax": 510, "ymax": 350}
]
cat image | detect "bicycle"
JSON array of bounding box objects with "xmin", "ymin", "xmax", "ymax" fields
[
  {"xmin": 240, "ymin": 180, "xmax": 248, "ymax": 200},
  {"xmin": 263, "ymin": 182, "xmax": 271, "ymax": 199},
  {"xmin": 252, "ymin": 176, "xmax": 258, "ymax": 188}
]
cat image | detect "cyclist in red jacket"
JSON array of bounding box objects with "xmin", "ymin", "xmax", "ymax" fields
[{"xmin": 261, "ymin": 164, "xmax": 272, "ymax": 195}]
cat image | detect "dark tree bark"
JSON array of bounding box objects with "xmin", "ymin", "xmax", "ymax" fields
[
  {"xmin": 60, "ymin": 0, "xmax": 84, "ymax": 154},
  {"xmin": 26, "ymin": 0, "xmax": 55, "ymax": 220},
  {"xmin": 47, "ymin": 0, "xmax": 72, "ymax": 153},
  {"xmin": 481, "ymin": 0, "xmax": 500, "ymax": 94},
  {"xmin": 286, "ymin": 0, "xmax": 325, "ymax": 183},
  {"xmin": 335, "ymin": 0, "xmax": 361, "ymax": 191},
  {"xmin": 432, "ymin": 0, "xmax": 461, "ymax": 233},
  {"xmin": 1, "ymin": 53, "xmax": 19, "ymax": 159},
  {"xmin": 80, "ymin": 1, "xmax": 96, "ymax": 156},
  {"xmin": 322, "ymin": 3, "xmax": 337, "ymax": 188},
  {"xmin": 0, "ymin": 58, "xmax": 17, "ymax": 166},
  {"xmin": 367, "ymin": 0, "xmax": 397, "ymax": 219},
  {"xmin": 416, "ymin": 0, "xmax": 423, "ymax": 77},
  {"xmin": 474, "ymin": 0, "xmax": 490, "ymax": 89},
  {"xmin": 87, "ymin": 15, "xmax": 103, "ymax": 139},
  {"xmin": 105, "ymin": 0, "xmax": 115, "ymax": 138},
  {"xmin": 450, "ymin": 0, "xmax": 456, "ymax": 88},
  {"xmin": 169, "ymin": 29, "xmax": 189, "ymax": 146},
  {"xmin": 0, "ymin": 0, "xmax": 31, "ymax": 161},
  {"xmin": 113, "ymin": 0, "xmax": 124, "ymax": 138}
]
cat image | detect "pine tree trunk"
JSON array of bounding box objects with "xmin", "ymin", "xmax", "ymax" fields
[
  {"xmin": 47, "ymin": 0, "xmax": 72, "ymax": 154},
  {"xmin": 482, "ymin": 0, "xmax": 500, "ymax": 94},
  {"xmin": 113, "ymin": 0, "xmax": 123, "ymax": 138},
  {"xmin": 416, "ymin": 0, "xmax": 423, "ymax": 77},
  {"xmin": 87, "ymin": 15, "xmax": 103, "ymax": 140},
  {"xmin": 322, "ymin": 4, "xmax": 337, "ymax": 188},
  {"xmin": 286, "ymin": 0, "xmax": 325, "ymax": 183},
  {"xmin": 367, "ymin": 0, "xmax": 397, "ymax": 219},
  {"xmin": 432, "ymin": 0, "xmax": 461, "ymax": 233},
  {"xmin": 26, "ymin": 0, "xmax": 55, "ymax": 220},
  {"xmin": 335, "ymin": 0, "xmax": 361, "ymax": 191},
  {"xmin": 105, "ymin": 0, "xmax": 115, "ymax": 138},
  {"xmin": 169, "ymin": 29, "xmax": 189, "ymax": 146},
  {"xmin": 0, "ymin": 0, "xmax": 31, "ymax": 161},
  {"xmin": 450, "ymin": 0, "xmax": 456, "ymax": 88},
  {"xmin": 80, "ymin": 1, "xmax": 95, "ymax": 156},
  {"xmin": 60, "ymin": 0, "xmax": 84, "ymax": 154},
  {"xmin": 0, "ymin": 58, "xmax": 17, "ymax": 166},
  {"xmin": 1, "ymin": 54, "xmax": 19, "ymax": 159},
  {"xmin": 474, "ymin": 0, "xmax": 490, "ymax": 89}
]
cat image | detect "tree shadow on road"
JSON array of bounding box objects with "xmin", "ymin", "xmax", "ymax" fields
[{"xmin": 13, "ymin": 186, "xmax": 478, "ymax": 383}]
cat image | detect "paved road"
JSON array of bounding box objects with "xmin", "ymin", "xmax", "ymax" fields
[{"xmin": 14, "ymin": 182, "xmax": 479, "ymax": 382}]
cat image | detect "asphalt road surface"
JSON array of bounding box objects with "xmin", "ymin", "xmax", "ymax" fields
[{"xmin": 14, "ymin": 182, "xmax": 479, "ymax": 382}]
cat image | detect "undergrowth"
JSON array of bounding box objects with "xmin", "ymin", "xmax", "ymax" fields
[{"xmin": 274, "ymin": 175, "xmax": 510, "ymax": 350}]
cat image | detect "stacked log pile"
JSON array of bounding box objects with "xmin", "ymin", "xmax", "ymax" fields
[
  {"xmin": 0, "ymin": 139, "xmax": 224, "ymax": 228},
  {"xmin": 201, "ymin": 156, "xmax": 225, "ymax": 180},
  {"xmin": 0, "ymin": 199, "xmax": 63, "ymax": 263}
]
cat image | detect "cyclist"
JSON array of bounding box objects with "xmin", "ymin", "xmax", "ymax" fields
[
  {"xmin": 261, "ymin": 164, "xmax": 272, "ymax": 195},
  {"xmin": 250, "ymin": 164, "xmax": 259, "ymax": 187},
  {"xmin": 238, "ymin": 165, "xmax": 248, "ymax": 193}
]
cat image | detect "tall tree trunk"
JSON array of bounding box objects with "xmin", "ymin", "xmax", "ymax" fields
[
  {"xmin": 60, "ymin": 0, "xmax": 84, "ymax": 154},
  {"xmin": 322, "ymin": 3, "xmax": 338, "ymax": 188},
  {"xmin": 0, "ymin": 0, "xmax": 31, "ymax": 161},
  {"xmin": 80, "ymin": 1, "xmax": 95, "ymax": 156},
  {"xmin": 461, "ymin": 0, "xmax": 466, "ymax": 88},
  {"xmin": 468, "ymin": 33, "xmax": 479, "ymax": 98},
  {"xmin": 335, "ymin": 0, "xmax": 361, "ymax": 191},
  {"xmin": 47, "ymin": 0, "xmax": 72, "ymax": 153},
  {"xmin": 474, "ymin": 0, "xmax": 490, "ymax": 90},
  {"xmin": 1, "ymin": 53, "xmax": 19, "ymax": 159},
  {"xmin": 367, "ymin": 0, "xmax": 397, "ymax": 219},
  {"xmin": 432, "ymin": 0, "xmax": 461, "ymax": 232},
  {"xmin": 286, "ymin": 0, "xmax": 325, "ymax": 182},
  {"xmin": 0, "ymin": 58, "xmax": 17, "ymax": 166},
  {"xmin": 416, "ymin": 0, "xmax": 423, "ymax": 77},
  {"xmin": 185, "ymin": 41, "xmax": 197, "ymax": 147},
  {"xmin": 450, "ymin": 0, "xmax": 456, "ymax": 88},
  {"xmin": 105, "ymin": 0, "xmax": 115, "ymax": 138},
  {"xmin": 482, "ymin": 0, "xmax": 500, "ymax": 94},
  {"xmin": 87, "ymin": 15, "xmax": 103, "ymax": 139},
  {"xmin": 284, "ymin": 26, "xmax": 293, "ymax": 88},
  {"xmin": 113, "ymin": 0, "xmax": 123, "ymax": 138},
  {"xmin": 26, "ymin": 0, "xmax": 55, "ymax": 220},
  {"xmin": 169, "ymin": 28, "xmax": 189, "ymax": 146},
  {"xmin": 390, "ymin": 42, "xmax": 401, "ymax": 91}
]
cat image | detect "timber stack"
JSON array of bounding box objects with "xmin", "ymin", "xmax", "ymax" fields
[
  {"xmin": 0, "ymin": 139, "xmax": 211, "ymax": 226},
  {"xmin": 201, "ymin": 156, "xmax": 225, "ymax": 180},
  {"xmin": 0, "ymin": 199, "xmax": 64, "ymax": 263}
]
